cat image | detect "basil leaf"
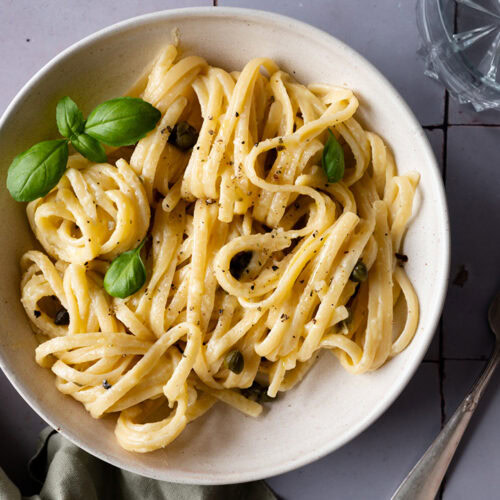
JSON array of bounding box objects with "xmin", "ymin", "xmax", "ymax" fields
[
  {"xmin": 104, "ymin": 240, "xmax": 147, "ymax": 298},
  {"xmin": 84, "ymin": 97, "xmax": 161, "ymax": 147},
  {"xmin": 7, "ymin": 140, "xmax": 69, "ymax": 202},
  {"xmin": 71, "ymin": 133, "xmax": 107, "ymax": 163},
  {"xmin": 56, "ymin": 96, "xmax": 84, "ymax": 139},
  {"xmin": 321, "ymin": 129, "xmax": 345, "ymax": 183}
]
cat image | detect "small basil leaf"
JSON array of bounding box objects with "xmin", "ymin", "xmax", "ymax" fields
[
  {"xmin": 104, "ymin": 240, "xmax": 147, "ymax": 298},
  {"xmin": 56, "ymin": 96, "xmax": 85, "ymax": 139},
  {"xmin": 7, "ymin": 140, "xmax": 69, "ymax": 202},
  {"xmin": 84, "ymin": 97, "xmax": 161, "ymax": 147},
  {"xmin": 321, "ymin": 129, "xmax": 345, "ymax": 183},
  {"xmin": 71, "ymin": 133, "xmax": 107, "ymax": 163}
]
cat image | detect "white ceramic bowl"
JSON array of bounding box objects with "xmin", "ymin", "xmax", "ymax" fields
[{"xmin": 0, "ymin": 7, "xmax": 449, "ymax": 484}]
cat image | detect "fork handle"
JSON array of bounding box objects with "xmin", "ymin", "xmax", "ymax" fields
[{"xmin": 391, "ymin": 345, "xmax": 500, "ymax": 500}]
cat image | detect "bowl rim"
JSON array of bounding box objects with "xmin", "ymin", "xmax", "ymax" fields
[{"xmin": 0, "ymin": 6, "xmax": 450, "ymax": 484}]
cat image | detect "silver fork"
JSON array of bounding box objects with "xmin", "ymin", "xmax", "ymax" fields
[{"xmin": 391, "ymin": 292, "xmax": 500, "ymax": 500}]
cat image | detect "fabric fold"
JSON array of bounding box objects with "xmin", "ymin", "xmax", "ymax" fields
[{"xmin": 0, "ymin": 428, "xmax": 276, "ymax": 500}]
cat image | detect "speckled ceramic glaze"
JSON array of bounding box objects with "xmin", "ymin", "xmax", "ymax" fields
[{"xmin": 0, "ymin": 7, "xmax": 449, "ymax": 484}]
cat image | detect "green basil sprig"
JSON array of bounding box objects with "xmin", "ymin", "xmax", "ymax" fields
[
  {"xmin": 6, "ymin": 96, "xmax": 161, "ymax": 202},
  {"xmin": 71, "ymin": 133, "xmax": 107, "ymax": 163},
  {"xmin": 56, "ymin": 96, "xmax": 85, "ymax": 138},
  {"xmin": 103, "ymin": 239, "xmax": 147, "ymax": 299},
  {"xmin": 6, "ymin": 140, "xmax": 68, "ymax": 202},
  {"xmin": 85, "ymin": 97, "xmax": 161, "ymax": 146},
  {"xmin": 321, "ymin": 129, "xmax": 345, "ymax": 183}
]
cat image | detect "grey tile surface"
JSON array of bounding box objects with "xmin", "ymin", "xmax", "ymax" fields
[
  {"xmin": 0, "ymin": 2, "xmax": 499, "ymax": 499},
  {"xmin": 219, "ymin": 0, "xmax": 445, "ymax": 126},
  {"xmin": 267, "ymin": 363, "xmax": 441, "ymax": 500},
  {"xmin": 0, "ymin": 374, "xmax": 44, "ymax": 495},
  {"xmin": 449, "ymin": 100, "xmax": 500, "ymax": 125},
  {"xmin": 443, "ymin": 126, "xmax": 500, "ymax": 359},
  {"xmin": 0, "ymin": 0, "xmax": 211, "ymax": 114},
  {"xmin": 442, "ymin": 361, "xmax": 500, "ymax": 500}
]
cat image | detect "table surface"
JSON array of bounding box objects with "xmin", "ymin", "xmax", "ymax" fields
[{"xmin": 1, "ymin": 1, "xmax": 499, "ymax": 499}]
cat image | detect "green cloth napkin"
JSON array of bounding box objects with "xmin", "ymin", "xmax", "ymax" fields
[{"xmin": 0, "ymin": 428, "xmax": 277, "ymax": 500}]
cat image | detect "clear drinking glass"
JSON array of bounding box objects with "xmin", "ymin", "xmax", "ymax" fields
[{"xmin": 417, "ymin": 0, "xmax": 500, "ymax": 111}]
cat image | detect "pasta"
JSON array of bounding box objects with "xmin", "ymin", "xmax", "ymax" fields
[{"xmin": 19, "ymin": 44, "xmax": 420, "ymax": 453}]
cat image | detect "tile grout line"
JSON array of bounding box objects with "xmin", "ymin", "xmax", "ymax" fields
[
  {"xmin": 450, "ymin": 123, "xmax": 500, "ymax": 127},
  {"xmin": 424, "ymin": 123, "xmax": 500, "ymax": 129},
  {"xmin": 423, "ymin": 124, "xmax": 446, "ymax": 130},
  {"xmin": 441, "ymin": 92, "xmax": 449, "ymax": 184},
  {"xmin": 443, "ymin": 357, "xmax": 488, "ymax": 361},
  {"xmin": 423, "ymin": 357, "xmax": 488, "ymax": 363}
]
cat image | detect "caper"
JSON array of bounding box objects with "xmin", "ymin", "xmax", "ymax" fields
[
  {"xmin": 350, "ymin": 260, "xmax": 367, "ymax": 282},
  {"xmin": 54, "ymin": 307, "xmax": 70, "ymax": 325},
  {"xmin": 242, "ymin": 382, "xmax": 274, "ymax": 403},
  {"xmin": 224, "ymin": 350, "xmax": 244, "ymax": 374},
  {"xmin": 169, "ymin": 121, "xmax": 198, "ymax": 150}
]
